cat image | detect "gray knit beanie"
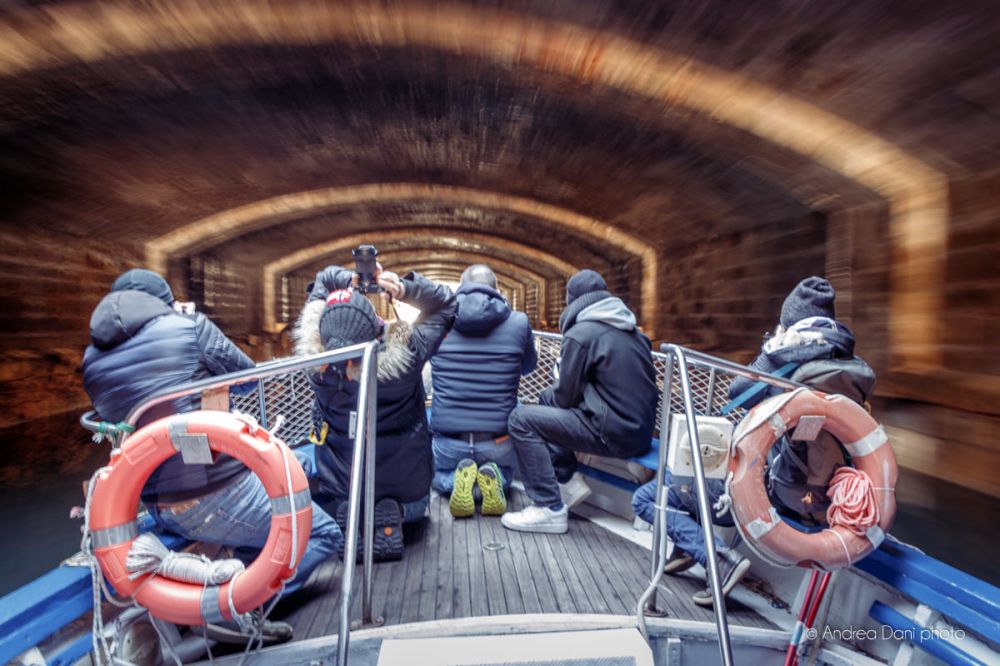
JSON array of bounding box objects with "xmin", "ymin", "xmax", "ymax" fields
[
  {"xmin": 111, "ymin": 269, "xmax": 174, "ymax": 305},
  {"xmin": 780, "ymin": 277, "xmax": 836, "ymax": 328},
  {"xmin": 319, "ymin": 289, "xmax": 382, "ymax": 351},
  {"xmin": 566, "ymin": 269, "xmax": 607, "ymax": 305}
]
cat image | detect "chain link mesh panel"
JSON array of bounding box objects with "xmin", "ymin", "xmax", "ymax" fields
[
  {"xmin": 519, "ymin": 334, "xmax": 749, "ymax": 436},
  {"xmin": 230, "ymin": 369, "xmax": 316, "ymax": 446},
  {"xmin": 230, "ymin": 333, "xmax": 750, "ymax": 446}
]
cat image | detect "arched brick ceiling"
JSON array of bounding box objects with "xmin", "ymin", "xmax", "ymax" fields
[{"xmin": 5, "ymin": 0, "xmax": 999, "ymax": 367}]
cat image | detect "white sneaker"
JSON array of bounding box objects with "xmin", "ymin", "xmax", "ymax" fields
[
  {"xmin": 559, "ymin": 472, "xmax": 592, "ymax": 509},
  {"xmin": 501, "ymin": 504, "xmax": 569, "ymax": 534}
]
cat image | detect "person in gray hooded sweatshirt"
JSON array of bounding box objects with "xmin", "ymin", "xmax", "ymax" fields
[{"xmin": 502, "ymin": 270, "xmax": 658, "ymax": 534}]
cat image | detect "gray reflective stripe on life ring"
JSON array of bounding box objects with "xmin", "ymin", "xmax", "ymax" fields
[
  {"xmin": 866, "ymin": 525, "xmax": 886, "ymax": 549},
  {"xmin": 169, "ymin": 420, "xmax": 214, "ymax": 465},
  {"xmin": 200, "ymin": 586, "xmax": 226, "ymax": 624},
  {"xmin": 844, "ymin": 425, "xmax": 887, "ymax": 458},
  {"xmin": 746, "ymin": 507, "xmax": 781, "ymax": 540},
  {"xmin": 768, "ymin": 413, "xmax": 787, "ymax": 439},
  {"xmin": 91, "ymin": 521, "xmax": 138, "ymax": 549},
  {"xmin": 270, "ymin": 488, "xmax": 312, "ymax": 515}
]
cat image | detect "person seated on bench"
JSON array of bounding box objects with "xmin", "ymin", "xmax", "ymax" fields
[
  {"xmin": 502, "ymin": 269, "xmax": 658, "ymax": 534},
  {"xmin": 632, "ymin": 473, "xmax": 747, "ymax": 607},
  {"xmin": 728, "ymin": 276, "xmax": 875, "ymax": 524},
  {"xmin": 429, "ymin": 264, "xmax": 537, "ymax": 519}
]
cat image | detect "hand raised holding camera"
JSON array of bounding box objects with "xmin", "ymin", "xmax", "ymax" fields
[{"xmin": 377, "ymin": 269, "xmax": 405, "ymax": 301}]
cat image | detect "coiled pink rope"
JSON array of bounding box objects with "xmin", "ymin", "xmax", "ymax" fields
[{"xmin": 826, "ymin": 467, "xmax": 880, "ymax": 535}]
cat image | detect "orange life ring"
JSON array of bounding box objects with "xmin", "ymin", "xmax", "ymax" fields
[
  {"xmin": 88, "ymin": 410, "xmax": 312, "ymax": 625},
  {"xmin": 728, "ymin": 389, "xmax": 897, "ymax": 570}
]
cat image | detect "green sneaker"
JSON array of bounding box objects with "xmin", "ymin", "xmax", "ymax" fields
[
  {"xmin": 478, "ymin": 462, "xmax": 507, "ymax": 516},
  {"xmin": 450, "ymin": 459, "xmax": 478, "ymax": 518}
]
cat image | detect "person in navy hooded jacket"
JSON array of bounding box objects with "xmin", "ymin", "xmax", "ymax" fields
[
  {"xmin": 82, "ymin": 269, "xmax": 343, "ymax": 643},
  {"xmin": 429, "ymin": 264, "xmax": 537, "ymax": 519}
]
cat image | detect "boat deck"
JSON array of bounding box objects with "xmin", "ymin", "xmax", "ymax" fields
[{"xmin": 270, "ymin": 492, "xmax": 775, "ymax": 641}]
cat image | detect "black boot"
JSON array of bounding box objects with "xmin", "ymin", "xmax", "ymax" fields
[
  {"xmin": 664, "ymin": 546, "xmax": 696, "ymax": 575},
  {"xmin": 692, "ymin": 549, "xmax": 750, "ymax": 607}
]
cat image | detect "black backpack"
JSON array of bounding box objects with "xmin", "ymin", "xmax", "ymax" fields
[{"xmin": 767, "ymin": 357, "xmax": 876, "ymax": 520}]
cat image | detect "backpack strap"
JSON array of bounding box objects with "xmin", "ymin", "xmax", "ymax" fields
[{"xmin": 721, "ymin": 362, "xmax": 799, "ymax": 415}]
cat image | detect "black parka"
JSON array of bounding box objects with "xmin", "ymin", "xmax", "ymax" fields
[{"xmin": 295, "ymin": 268, "xmax": 456, "ymax": 503}]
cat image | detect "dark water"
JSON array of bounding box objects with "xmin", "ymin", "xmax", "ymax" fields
[{"xmin": 1, "ymin": 416, "xmax": 999, "ymax": 596}]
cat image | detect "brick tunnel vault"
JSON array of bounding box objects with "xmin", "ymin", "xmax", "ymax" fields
[{"xmin": 0, "ymin": 0, "xmax": 999, "ymax": 499}]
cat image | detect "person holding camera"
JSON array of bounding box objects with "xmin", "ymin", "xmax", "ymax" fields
[{"xmin": 294, "ymin": 253, "xmax": 457, "ymax": 561}]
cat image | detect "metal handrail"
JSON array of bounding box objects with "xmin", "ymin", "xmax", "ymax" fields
[
  {"xmin": 78, "ymin": 341, "xmax": 381, "ymax": 664},
  {"xmin": 337, "ymin": 341, "xmax": 379, "ymax": 665},
  {"xmin": 644, "ymin": 343, "xmax": 810, "ymax": 666}
]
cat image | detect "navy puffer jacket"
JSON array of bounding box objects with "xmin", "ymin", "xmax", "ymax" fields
[
  {"xmin": 430, "ymin": 283, "xmax": 537, "ymax": 435},
  {"xmin": 82, "ymin": 290, "xmax": 255, "ymax": 502}
]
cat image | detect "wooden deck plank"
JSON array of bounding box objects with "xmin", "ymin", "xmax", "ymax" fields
[
  {"xmin": 551, "ymin": 517, "xmax": 613, "ymax": 614},
  {"xmin": 450, "ymin": 499, "xmax": 474, "ymax": 619},
  {"xmin": 433, "ymin": 493, "xmax": 455, "ymax": 620},
  {"xmin": 500, "ymin": 514, "xmax": 544, "ymax": 614},
  {"xmin": 483, "ymin": 514, "xmax": 527, "ymax": 616},
  {"xmin": 525, "ymin": 529, "xmax": 574, "ymax": 613},
  {"xmin": 416, "ymin": 507, "xmax": 441, "ymax": 622},
  {"xmin": 573, "ymin": 520, "xmax": 632, "ymax": 614},
  {"xmin": 399, "ymin": 518, "xmax": 430, "ymax": 625},
  {"xmin": 278, "ymin": 492, "xmax": 776, "ymax": 646},
  {"xmin": 477, "ymin": 513, "xmax": 508, "ymax": 616},
  {"xmin": 590, "ymin": 523, "xmax": 688, "ymax": 619}
]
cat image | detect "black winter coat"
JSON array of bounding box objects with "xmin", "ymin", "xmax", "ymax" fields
[
  {"xmin": 82, "ymin": 290, "xmax": 255, "ymax": 501},
  {"xmin": 295, "ymin": 269, "xmax": 457, "ymax": 503},
  {"xmin": 554, "ymin": 291, "xmax": 658, "ymax": 457},
  {"xmin": 430, "ymin": 283, "xmax": 537, "ymax": 435}
]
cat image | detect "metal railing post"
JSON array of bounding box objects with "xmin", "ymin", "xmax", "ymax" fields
[
  {"xmin": 337, "ymin": 342, "xmax": 378, "ymax": 666},
  {"xmin": 361, "ymin": 344, "xmax": 379, "ymax": 625},
  {"xmin": 669, "ymin": 344, "xmax": 734, "ymax": 666},
  {"xmin": 645, "ymin": 353, "xmax": 674, "ymax": 616},
  {"xmin": 256, "ymin": 379, "xmax": 269, "ymax": 429}
]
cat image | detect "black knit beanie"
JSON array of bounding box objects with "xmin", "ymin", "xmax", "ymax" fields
[
  {"xmin": 566, "ymin": 269, "xmax": 607, "ymax": 305},
  {"xmin": 319, "ymin": 289, "xmax": 382, "ymax": 351},
  {"xmin": 111, "ymin": 268, "xmax": 174, "ymax": 305},
  {"xmin": 780, "ymin": 277, "xmax": 836, "ymax": 328}
]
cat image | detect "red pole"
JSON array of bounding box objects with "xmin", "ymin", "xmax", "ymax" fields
[
  {"xmin": 793, "ymin": 572, "xmax": 833, "ymax": 666},
  {"xmin": 783, "ymin": 570, "xmax": 820, "ymax": 666}
]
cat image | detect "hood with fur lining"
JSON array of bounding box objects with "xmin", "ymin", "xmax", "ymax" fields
[{"xmin": 293, "ymin": 299, "xmax": 415, "ymax": 382}]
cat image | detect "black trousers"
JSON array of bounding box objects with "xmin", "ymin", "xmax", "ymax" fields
[{"xmin": 507, "ymin": 389, "xmax": 617, "ymax": 507}]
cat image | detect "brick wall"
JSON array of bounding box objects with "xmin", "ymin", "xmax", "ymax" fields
[{"xmin": 654, "ymin": 213, "xmax": 828, "ymax": 353}]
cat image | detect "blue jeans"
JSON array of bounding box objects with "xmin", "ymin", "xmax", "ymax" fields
[
  {"xmin": 631, "ymin": 470, "xmax": 733, "ymax": 567},
  {"xmin": 431, "ymin": 434, "xmax": 518, "ymax": 493},
  {"xmin": 148, "ymin": 470, "xmax": 342, "ymax": 596}
]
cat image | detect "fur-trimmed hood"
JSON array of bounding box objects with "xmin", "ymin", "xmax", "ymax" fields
[{"xmin": 293, "ymin": 299, "xmax": 415, "ymax": 382}]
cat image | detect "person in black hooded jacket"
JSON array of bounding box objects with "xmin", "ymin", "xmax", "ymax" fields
[
  {"xmin": 429, "ymin": 264, "xmax": 537, "ymax": 519},
  {"xmin": 501, "ymin": 269, "xmax": 658, "ymax": 534},
  {"xmin": 294, "ymin": 263, "xmax": 456, "ymax": 561},
  {"xmin": 82, "ymin": 269, "xmax": 343, "ymax": 643}
]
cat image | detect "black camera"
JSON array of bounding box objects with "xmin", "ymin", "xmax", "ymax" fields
[{"xmin": 352, "ymin": 244, "xmax": 381, "ymax": 294}]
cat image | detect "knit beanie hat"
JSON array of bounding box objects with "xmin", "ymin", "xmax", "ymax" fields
[
  {"xmin": 319, "ymin": 289, "xmax": 382, "ymax": 351},
  {"xmin": 780, "ymin": 277, "xmax": 836, "ymax": 328},
  {"xmin": 566, "ymin": 269, "xmax": 607, "ymax": 305},
  {"xmin": 111, "ymin": 268, "xmax": 174, "ymax": 305}
]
